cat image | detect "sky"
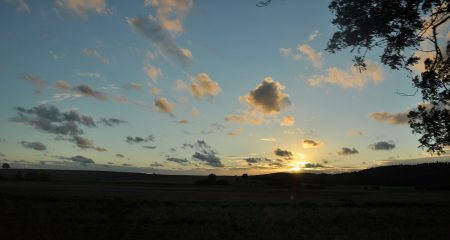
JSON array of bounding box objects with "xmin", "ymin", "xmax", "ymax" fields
[{"xmin": 1, "ymin": 0, "xmax": 449, "ymax": 175}]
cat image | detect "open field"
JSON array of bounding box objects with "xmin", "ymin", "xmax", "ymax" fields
[{"xmin": 1, "ymin": 169, "xmax": 450, "ymax": 239}]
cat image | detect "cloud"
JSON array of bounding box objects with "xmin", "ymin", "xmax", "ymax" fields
[
  {"xmin": 279, "ymin": 48, "xmax": 301, "ymax": 61},
  {"xmin": 99, "ymin": 118, "xmax": 127, "ymax": 127},
  {"xmin": 82, "ymin": 48, "xmax": 110, "ymax": 64},
  {"xmin": 11, "ymin": 104, "xmax": 95, "ymax": 137},
  {"xmin": 146, "ymin": 64, "xmax": 162, "ymax": 82},
  {"xmin": 21, "ymin": 74, "xmax": 47, "ymax": 89},
  {"xmin": 260, "ymin": 138, "xmax": 276, "ymax": 142},
  {"xmin": 239, "ymin": 77, "xmax": 291, "ymax": 115},
  {"xmin": 298, "ymin": 44, "xmax": 323, "ymax": 68},
  {"xmin": 21, "ymin": 141, "xmax": 46, "ymax": 151},
  {"xmin": 166, "ymin": 157, "xmax": 189, "ymax": 164},
  {"xmin": 308, "ymin": 60, "xmax": 384, "ymax": 89},
  {"xmin": 304, "ymin": 163, "xmax": 325, "ymax": 169},
  {"xmin": 78, "ymin": 72, "xmax": 101, "ymax": 78},
  {"xmin": 346, "ymin": 129, "xmax": 364, "ymax": 137},
  {"xmin": 126, "ymin": 135, "xmax": 154, "ymax": 144},
  {"xmin": 66, "ymin": 155, "xmax": 95, "ymax": 165},
  {"xmin": 144, "ymin": 0, "xmax": 193, "ymax": 35},
  {"xmin": 369, "ymin": 111, "xmax": 409, "ymax": 125},
  {"xmin": 72, "ymin": 84, "xmax": 108, "ymax": 101},
  {"xmin": 142, "ymin": 145, "xmax": 156, "ymax": 149},
  {"xmin": 124, "ymin": 82, "xmax": 143, "ymax": 90},
  {"xmin": 4, "ymin": 0, "xmax": 30, "ymax": 13},
  {"xmin": 184, "ymin": 140, "xmax": 223, "ymax": 167},
  {"xmin": 280, "ymin": 115, "xmax": 295, "ymax": 126},
  {"xmin": 55, "ymin": 81, "xmax": 108, "ymax": 101},
  {"xmin": 201, "ymin": 123, "xmax": 224, "ymax": 134},
  {"xmin": 178, "ymin": 119, "xmax": 189, "ymax": 124},
  {"xmin": 154, "ymin": 97, "xmax": 175, "ymax": 116},
  {"xmin": 227, "ymin": 127, "xmax": 243, "ymax": 136},
  {"xmin": 225, "ymin": 110, "xmax": 266, "ymax": 126},
  {"xmin": 72, "ymin": 135, "xmax": 106, "ymax": 151},
  {"xmin": 337, "ymin": 147, "xmax": 359, "ymax": 155},
  {"xmin": 127, "ymin": 15, "xmax": 193, "ymax": 66},
  {"xmin": 56, "ymin": 80, "xmax": 72, "ymax": 90},
  {"xmin": 55, "ymin": 0, "xmax": 110, "ymax": 17},
  {"xmin": 190, "ymin": 73, "xmax": 221, "ymax": 100},
  {"xmin": 150, "ymin": 87, "xmax": 161, "ymax": 96},
  {"xmin": 115, "ymin": 154, "xmax": 124, "ymax": 158},
  {"xmin": 308, "ymin": 30, "xmax": 320, "ymax": 41},
  {"xmin": 173, "ymin": 79, "xmax": 188, "ymax": 92},
  {"xmin": 302, "ymin": 139, "xmax": 322, "ymax": 148},
  {"xmin": 274, "ymin": 148, "xmax": 293, "ymax": 160},
  {"xmin": 244, "ymin": 157, "xmax": 272, "ymax": 164},
  {"xmin": 369, "ymin": 141, "xmax": 396, "ymax": 151}
]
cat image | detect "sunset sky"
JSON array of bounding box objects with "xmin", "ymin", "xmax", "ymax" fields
[{"xmin": 1, "ymin": 0, "xmax": 449, "ymax": 175}]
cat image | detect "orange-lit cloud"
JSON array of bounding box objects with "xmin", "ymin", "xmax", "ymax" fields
[
  {"xmin": 280, "ymin": 115, "xmax": 295, "ymax": 126},
  {"xmin": 190, "ymin": 73, "xmax": 221, "ymax": 100}
]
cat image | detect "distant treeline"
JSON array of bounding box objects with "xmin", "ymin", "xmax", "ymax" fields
[{"xmin": 254, "ymin": 162, "xmax": 450, "ymax": 188}]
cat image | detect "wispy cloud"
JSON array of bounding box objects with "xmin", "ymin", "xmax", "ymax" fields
[
  {"xmin": 298, "ymin": 44, "xmax": 323, "ymax": 68},
  {"xmin": 21, "ymin": 141, "xmax": 46, "ymax": 151},
  {"xmin": 370, "ymin": 111, "xmax": 409, "ymax": 125},
  {"xmin": 4, "ymin": 0, "xmax": 30, "ymax": 13},
  {"xmin": 82, "ymin": 48, "xmax": 110, "ymax": 64},
  {"xmin": 55, "ymin": 0, "xmax": 111, "ymax": 17},
  {"xmin": 127, "ymin": 15, "xmax": 193, "ymax": 66},
  {"xmin": 308, "ymin": 60, "xmax": 384, "ymax": 89}
]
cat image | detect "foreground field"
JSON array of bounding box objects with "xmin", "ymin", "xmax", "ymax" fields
[{"xmin": 1, "ymin": 179, "xmax": 450, "ymax": 239}]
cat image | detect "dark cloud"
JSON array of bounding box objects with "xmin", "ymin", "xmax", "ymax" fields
[
  {"xmin": 126, "ymin": 135, "xmax": 154, "ymax": 144},
  {"xmin": 11, "ymin": 104, "xmax": 95, "ymax": 136},
  {"xmin": 20, "ymin": 141, "xmax": 47, "ymax": 151},
  {"xmin": 72, "ymin": 136, "xmax": 106, "ymax": 152},
  {"xmin": 99, "ymin": 118, "xmax": 127, "ymax": 127},
  {"xmin": 244, "ymin": 157, "xmax": 271, "ymax": 164},
  {"xmin": 166, "ymin": 157, "xmax": 189, "ymax": 164},
  {"xmin": 142, "ymin": 145, "xmax": 157, "ymax": 149},
  {"xmin": 60, "ymin": 155, "xmax": 95, "ymax": 165},
  {"xmin": 303, "ymin": 139, "xmax": 321, "ymax": 148},
  {"xmin": 274, "ymin": 148, "xmax": 293, "ymax": 160},
  {"xmin": 369, "ymin": 141, "xmax": 396, "ymax": 151},
  {"xmin": 73, "ymin": 84, "xmax": 108, "ymax": 101},
  {"xmin": 184, "ymin": 140, "xmax": 223, "ymax": 167},
  {"xmin": 115, "ymin": 154, "xmax": 124, "ymax": 158},
  {"xmin": 304, "ymin": 163, "xmax": 326, "ymax": 169},
  {"xmin": 127, "ymin": 16, "xmax": 192, "ymax": 66},
  {"xmin": 150, "ymin": 162, "xmax": 163, "ymax": 168},
  {"xmin": 370, "ymin": 111, "xmax": 409, "ymax": 125},
  {"xmin": 338, "ymin": 147, "xmax": 359, "ymax": 155},
  {"xmin": 240, "ymin": 77, "xmax": 291, "ymax": 115}
]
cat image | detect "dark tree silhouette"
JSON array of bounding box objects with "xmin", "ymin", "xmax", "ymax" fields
[
  {"xmin": 326, "ymin": 0, "xmax": 450, "ymax": 154},
  {"xmin": 2, "ymin": 163, "xmax": 10, "ymax": 169},
  {"xmin": 242, "ymin": 173, "xmax": 249, "ymax": 180},
  {"xmin": 207, "ymin": 173, "xmax": 217, "ymax": 183}
]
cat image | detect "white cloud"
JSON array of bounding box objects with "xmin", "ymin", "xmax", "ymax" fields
[
  {"xmin": 308, "ymin": 30, "xmax": 320, "ymax": 41},
  {"xmin": 5, "ymin": 0, "xmax": 30, "ymax": 13}
]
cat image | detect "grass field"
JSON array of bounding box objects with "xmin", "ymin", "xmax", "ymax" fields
[{"xmin": 1, "ymin": 169, "xmax": 450, "ymax": 239}]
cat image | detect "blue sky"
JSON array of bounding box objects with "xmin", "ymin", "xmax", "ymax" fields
[{"xmin": 1, "ymin": 0, "xmax": 448, "ymax": 175}]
